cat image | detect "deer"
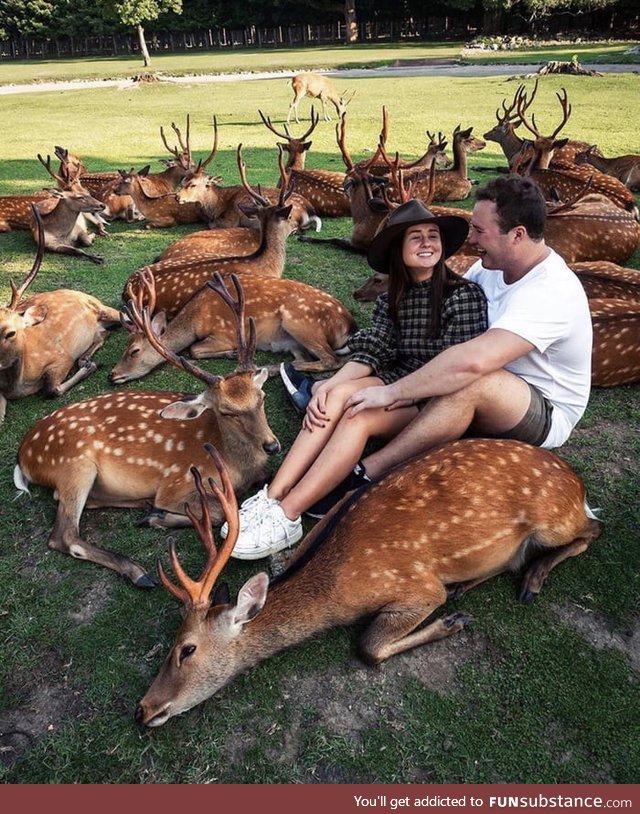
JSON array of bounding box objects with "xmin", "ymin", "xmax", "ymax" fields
[
  {"xmin": 0, "ymin": 207, "xmax": 120, "ymax": 424},
  {"xmin": 287, "ymin": 73, "xmax": 355, "ymax": 125},
  {"xmin": 111, "ymin": 269, "xmax": 356, "ymax": 383},
  {"xmin": 124, "ymin": 147, "xmax": 304, "ymax": 316},
  {"xmin": 483, "ymin": 81, "xmax": 599, "ymax": 173},
  {"xmin": 513, "ymin": 87, "xmax": 638, "ymax": 218},
  {"xmin": 30, "ymin": 154, "xmax": 107, "ymax": 263},
  {"xmin": 259, "ymin": 109, "xmax": 350, "ymax": 217},
  {"xmin": 135, "ymin": 437, "xmax": 602, "ymax": 727},
  {"xmin": 573, "ymin": 146, "xmax": 640, "ymax": 192},
  {"xmin": 589, "ymin": 298, "xmax": 640, "ymax": 387},
  {"xmin": 112, "ymin": 166, "xmax": 206, "ymax": 228},
  {"xmin": 14, "ymin": 274, "xmax": 280, "ymax": 588}
]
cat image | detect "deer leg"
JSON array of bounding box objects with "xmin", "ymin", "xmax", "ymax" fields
[
  {"xmin": 49, "ymin": 462, "xmax": 155, "ymax": 588},
  {"xmin": 45, "ymin": 360, "xmax": 99, "ymax": 397},
  {"xmin": 319, "ymin": 94, "xmax": 331, "ymax": 121},
  {"xmin": 0, "ymin": 393, "xmax": 7, "ymax": 425},
  {"xmin": 297, "ymin": 234, "xmax": 362, "ymax": 253},
  {"xmin": 519, "ymin": 519, "xmax": 602, "ymax": 604},
  {"xmin": 53, "ymin": 245, "xmax": 105, "ymax": 264},
  {"xmin": 141, "ymin": 481, "xmax": 225, "ymax": 529},
  {"xmin": 188, "ymin": 336, "xmax": 237, "ymax": 360},
  {"xmin": 359, "ymin": 581, "xmax": 473, "ymax": 664}
]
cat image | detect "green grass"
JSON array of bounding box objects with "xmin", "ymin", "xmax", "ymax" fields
[
  {"xmin": 0, "ymin": 40, "xmax": 638, "ymax": 86},
  {"xmin": 0, "ymin": 58, "xmax": 638, "ymax": 784}
]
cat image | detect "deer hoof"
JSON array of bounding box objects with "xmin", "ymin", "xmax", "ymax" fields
[
  {"xmin": 91, "ymin": 255, "xmax": 105, "ymax": 265},
  {"xmin": 133, "ymin": 572, "xmax": 158, "ymax": 589},
  {"xmin": 443, "ymin": 611, "xmax": 474, "ymax": 630},
  {"xmin": 518, "ymin": 587, "xmax": 539, "ymax": 605}
]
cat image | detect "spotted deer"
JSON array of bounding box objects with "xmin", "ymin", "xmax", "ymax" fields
[
  {"xmin": 513, "ymin": 87, "xmax": 638, "ymax": 217},
  {"xmin": 259, "ymin": 109, "xmax": 350, "ymax": 217},
  {"xmin": 111, "ymin": 269, "xmax": 355, "ymax": 383},
  {"xmin": 483, "ymin": 81, "xmax": 598, "ymax": 172},
  {"xmin": 135, "ymin": 438, "xmax": 602, "ymax": 727},
  {"xmin": 574, "ymin": 146, "xmax": 640, "ymax": 192},
  {"xmin": 0, "ymin": 208, "xmax": 120, "ymax": 424},
  {"xmin": 124, "ymin": 147, "xmax": 307, "ymax": 316},
  {"xmin": 287, "ymin": 73, "xmax": 355, "ymax": 124},
  {"xmin": 14, "ymin": 275, "xmax": 280, "ymax": 587},
  {"xmin": 590, "ymin": 298, "xmax": 640, "ymax": 386}
]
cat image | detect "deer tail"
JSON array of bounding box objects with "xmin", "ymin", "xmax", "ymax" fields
[{"xmin": 13, "ymin": 464, "xmax": 31, "ymax": 498}]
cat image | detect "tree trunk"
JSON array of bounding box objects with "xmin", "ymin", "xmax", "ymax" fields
[
  {"xmin": 344, "ymin": 2, "xmax": 358, "ymax": 43},
  {"xmin": 137, "ymin": 23, "xmax": 151, "ymax": 67}
]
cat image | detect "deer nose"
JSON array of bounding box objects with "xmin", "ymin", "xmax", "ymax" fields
[
  {"xmin": 264, "ymin": 439, "xmax": 281, "ymax": 456},
  {"xmin": 134, "ymin": 704, "xmax": 144, "ymax": 725}
]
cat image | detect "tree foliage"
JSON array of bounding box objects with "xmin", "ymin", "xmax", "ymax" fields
[{"xmin": 97, "ymin": 0, "xmax": 183, "ymax": 27}]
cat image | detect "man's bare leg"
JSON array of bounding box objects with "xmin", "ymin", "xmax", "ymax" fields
[{"xmin": 363, "ymin": 370, "xmax": 533, "ymax": 479}]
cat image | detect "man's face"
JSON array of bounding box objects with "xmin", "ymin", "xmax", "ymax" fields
[{"xmin": 468, "ymin": 200, "xmax": 513, "ymax": 270}]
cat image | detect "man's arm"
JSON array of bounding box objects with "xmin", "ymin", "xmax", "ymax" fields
[{"xmin": 345, "ymin": 328, "xmax": 535, "ymax": 414}]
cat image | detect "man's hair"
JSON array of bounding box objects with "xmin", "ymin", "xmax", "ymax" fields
[{"xmin": 475, "ymin": 175, "xmax": 547, "ymax": 240}]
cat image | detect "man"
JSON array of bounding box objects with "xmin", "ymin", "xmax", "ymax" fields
[{"xmin": 340, "ymin": 174, "xmax": 592, "ymax": 483}]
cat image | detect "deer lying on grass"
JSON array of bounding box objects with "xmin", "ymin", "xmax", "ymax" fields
[
  {"xmin": 0, "ymin": 208, "xmax": 120, "ymax": 424},
  {"xmin": 590, "ymin": 298, "xmax": 640, "ymax": 387},
  {"xmin": 124, "ymin": 149, "xmax": 304, "ymax": 316},
  {"xmin": 111, "ymin": 270, "xmax": 355, "ymax": 382},
  {"xmin": 113, "ymin": 166, "xmax": 205, "ymax": 228},
  {"xmin": 259, "ymin": 109, "xmax": 350, "ymax": 217},
  {"xmin": 287, "ymin": 73, "xmax": 355, "ymax": 124},
  {"xmin": 14, "ymin": 275, "xmax": 280, "ymax": 587},
  {"xmin": 30, "ymin": 154, "xmax": 107, "ymax": 263},
  {"xmin": 574, "ymin": 146, "xmax": 640, "ymax": 192},
  {"xmin": 513, "ymin": 87, "xmax": 638, "ymax": 217},
  {"xmin": 135, "ymin": 438, "xmax": 602, "ymax": 727},
  {"xmin": 483, "ymin": 81, "xmax": 599, "ymax": 172}
]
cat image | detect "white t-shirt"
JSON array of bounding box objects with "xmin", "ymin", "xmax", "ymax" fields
[{"xmin": 465, "ymin": 249, "xmax": 592, "ymax": 448}]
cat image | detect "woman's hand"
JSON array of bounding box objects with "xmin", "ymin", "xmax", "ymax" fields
[{"xmin": 303, "ymin": 379, "xmax": 334, "ymax": 431}]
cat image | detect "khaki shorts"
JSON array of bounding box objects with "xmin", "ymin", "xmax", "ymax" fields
[{"xmin": 490, "ymin": 381, "xmax": 553, "ymax": 447}]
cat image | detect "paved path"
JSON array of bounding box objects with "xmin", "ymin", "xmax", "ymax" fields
[{"xmin": 0, "ymin": 62, "xmax": 636, "ymax": 95}]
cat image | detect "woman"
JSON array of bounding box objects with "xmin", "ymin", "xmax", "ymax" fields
[{"xmin": 226, "ymin": 198, "xmax": 488, "ymax": 560}]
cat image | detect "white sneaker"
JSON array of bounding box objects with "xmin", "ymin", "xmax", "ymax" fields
[
  {"xmin": 220, "ymin": 485, "xmax": 275, "ymax": 539},
  {"xmin": 231, "ymin": 501, "xmax": 303, "ymax": 561}
]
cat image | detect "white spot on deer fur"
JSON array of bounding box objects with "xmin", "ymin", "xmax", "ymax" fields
[
  {"xmin": 76, "ymin": 441, "xmax": 85, "ymax": 449},
  {"xmin": 94, "ymin": 440, "xmax": 104, "ymax": 450}
]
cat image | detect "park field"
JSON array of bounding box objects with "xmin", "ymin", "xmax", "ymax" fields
[{"xmin": 0, "ymin": 55, "xmax": 638, "ymax": 784}]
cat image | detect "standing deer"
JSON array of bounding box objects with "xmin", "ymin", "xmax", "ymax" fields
[
  {"xmin": 287, "ymin": 73, "xmax": 354, "ymax": 124},
  {"xmin": 0, "ymin": 208, "xmax": 120, "ymax": 424},
  {"xmin": 135, "ymin": 438, "xmax": 602, "ymax": 727},
  {"xmin": 14, "ymin": 275, "xmax": 280, "ymax": 587},
  {"xmin": 111, "ymin": 270, "xmax": 355, "ymax": 383}
]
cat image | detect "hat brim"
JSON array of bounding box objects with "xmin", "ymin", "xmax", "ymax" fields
[{"xmin": 366, "ymin": 213, "xmax": 470, "ymax": 274}]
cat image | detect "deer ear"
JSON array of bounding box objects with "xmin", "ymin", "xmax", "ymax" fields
[
  {"xmin": 139, "ymin": 165, "xmax": 151, "ymax": 176},
  {"xmin": 211, "ymin": 582, "xmax": 231, "ymax": 606},
  {"xmin": 22, "ymin": 304, "xmax": 48, "ymax": 326},
  {"xmin": 160, "ymin": 394, "xmax": 208, "ymax": 420},
  {"xmin": 150, "ymin": 311, "xmax": 167, "ymax": 336},
  {"xmin": 231, "ymin": 573, "xmax": 269, "ymax": 626},
  {"xmin": 302, "ymin": 141, "xmax": 313, "ymax": 151},
  {"xmin": 253, "ymin": 367, "xmax": 268, "ymax": 389},
  {"xmin": 553, "ymin": 138, "xmax": 569, "ymax": 149},
  {"xmin": 35, "ymin": 195, "xmax": 61, "ymax": 215},
  {"xmin": 138, "ymin": 175, "xmax": 163, "ymax": 198},
  {"xmin": 238, "ymin": 202, "xmax": 259, "ymax": 218}
]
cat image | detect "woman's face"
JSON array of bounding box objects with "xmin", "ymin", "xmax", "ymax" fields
[{"xmin": 401, "ymin": 223, "xmax": 443, "ymax": 280}]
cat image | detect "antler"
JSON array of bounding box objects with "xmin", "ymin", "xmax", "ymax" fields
[
  {"xmin": 124, "ymin": 269, "xmax": 220, "ymax": 386},
  {"xmin": 37, "ymin": 153, "xmax": 67, "ymax": 188},
  {"xmin": 206, "ymin": 272, "xmax": 257, "ymax": 371},
  {"xmin": 198, "ymin": 115, "xmax": 219, "ymax": 171},
  {"xmin": 550, "ymin": 87, "xmax": 572, "ymax": 140},
  {"xmin": 158, "ymin": 444, "xmax": 239, "ymax": 611},
  {"xmin": 336, "ymin": 112, "xmax": 354, "ymax": 171},
  {"xmin": 236, "ymin": 143, "xmax": 271, "ymax": 207},
  {"xmin": 546, "ymin": 175, "xmax": 594, "ymax": 216},
  {"xmin": 9, "ymin": 205, "xmax": 45, "ymax": 310},
  {"xmin": 259, "ymin": 107, "xmax": 318, "ymax": 142},
  {"xmin": 275, "ymin": 143, "xmax": 294, "ymax": 208},
  {"xmin": 160, "ymin": 114, "xmax": 194, "ymax": 170}
]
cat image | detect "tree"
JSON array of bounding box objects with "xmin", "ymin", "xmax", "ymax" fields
[{"xmin": 97, "ymin": 0, "xmax": 182, "ymax": 66}]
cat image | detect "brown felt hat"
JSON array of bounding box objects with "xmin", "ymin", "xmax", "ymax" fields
[{"xmin": 367, "ymin": 199, "xmax": 469, "ymax": 273}]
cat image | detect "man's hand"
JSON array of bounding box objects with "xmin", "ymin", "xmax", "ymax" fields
[{"xmin": 345, "ymin": 384, "xmax": 402, "ymax": 416}]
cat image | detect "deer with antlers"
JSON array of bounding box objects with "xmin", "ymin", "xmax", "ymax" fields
[
  {"xmin": 135, "ymin": 438, "xmax": 602, "ymax": 727},
  {"xmin": 259, "ymin": 109, "xmax": 350, "ymax": 217},
  {"xmin": 0, "ymin": 208, "xmax": 120, "ymax": 424},
  {"xmin": 483, "ymin": 81, "xmax": 599, "ymax": 173},
  {"xmin": 111, "ymin": 269, "xmax": 355, "ymax": 383},
  {"xmin": 512, "ymin": 87, "xmax": 638, "ymax": 217},
  {"xmin": 287, "ymin": 73, "xmax": 355, "ymax": 125},
  {"xmin": 14, "ymin": 274, "xmax": 280, "ymax": 587},
  {"xmin": 124, "ymin": 146, "xmax": 307, "ymax": 314}
]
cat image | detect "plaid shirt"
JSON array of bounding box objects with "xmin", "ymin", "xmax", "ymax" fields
[{"xmin": 349, "ymin": 279, "xmax": 488, "ymax": 384}]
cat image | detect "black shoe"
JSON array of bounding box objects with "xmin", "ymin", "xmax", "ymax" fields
[
  {"xmin": 280, "ymin": 362, "xmax": 315, "ymax": 414},
  {"xmin": 305, "ymin": 462, "xmax": 371, "ymax": 519}
]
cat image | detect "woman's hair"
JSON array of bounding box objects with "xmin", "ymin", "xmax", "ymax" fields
[{"xmin": 386, "ymin": 229, "xmax": 467, "ymax": 336}]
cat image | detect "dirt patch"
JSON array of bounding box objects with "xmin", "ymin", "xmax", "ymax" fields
[
  {"xmin": 550, "ymin": 601, "xmax": 639, "ymax": 672},
  {"xmin": 0, "ymin": 651, "xmax": 83, "ymax": 767},
  {"xmin": 390, "ymin": 58, "xmax": 459, "ymax": 67},
  {"xmin": 68, "ymin": 576, "xmax": 113, "ymax": 626}
]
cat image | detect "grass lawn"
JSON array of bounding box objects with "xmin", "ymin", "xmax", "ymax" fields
[
  {"xmin": 0, "ymin": 40, "xmax": 638, "ymax": 86},
  {"xmin": 0, "ymin": 61, "xmax": 638, "ymax": 784}
]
